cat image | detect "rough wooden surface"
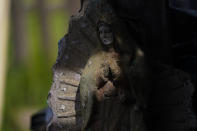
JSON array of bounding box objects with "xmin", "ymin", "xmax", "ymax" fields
[
  {"xmin": 47, "ymin": 0, "xmax": 197, "ymax": 130},
  {"xmin": 47, "ymin": 0, "xmax": 143, "ymax": 130}
]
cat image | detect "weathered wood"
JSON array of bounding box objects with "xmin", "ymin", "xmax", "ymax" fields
[
  {"xmin": 47, "ymin": 0, "xmax": 197, "ymax": 130},
  {"xmin": 47, "ymin": 0, "xmax": 147, "ymax": 130}
]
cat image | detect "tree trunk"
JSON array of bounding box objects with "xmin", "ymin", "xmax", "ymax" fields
[
  {"xmin": 0, "ymin": 0, "xmax": 10, "ymax": 128},
  {"xmin": 12, "ymin": 0, "xmax": 27, "ymax": 63},
  {"xmin": 47, "ymin": 0, "xmax": 197, "ymax": 130}
]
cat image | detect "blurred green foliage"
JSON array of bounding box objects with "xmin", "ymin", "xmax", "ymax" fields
[{"xmin": 2, "ymin": 0, "xmax": 69, "ymax": 130}]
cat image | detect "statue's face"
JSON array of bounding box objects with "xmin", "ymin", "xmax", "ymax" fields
[{"xmin": 98, "ymin": 23, "xmax": 113, "ymax": 45}]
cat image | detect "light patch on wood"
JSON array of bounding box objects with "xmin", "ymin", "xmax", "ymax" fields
[
  {"xmin": 54, "ymin": 70, "xmax": 81, "ymax": 87},
  {"xmin": 57, "ymin": 111, "xmax": 77, "ymax": 118},
  {"xmin": 136, "ymin": 48, "xmax": 144, "ymax": 57}
]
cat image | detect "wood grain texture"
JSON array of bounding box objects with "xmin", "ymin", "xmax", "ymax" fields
[{"xmin": 47, "ymin": 0, "xmax": 197, "ymax": 130}]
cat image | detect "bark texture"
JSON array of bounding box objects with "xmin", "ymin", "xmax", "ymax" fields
[{"xmin": 47, "ymin": 0, "xmax": 197, "ymax": 130}]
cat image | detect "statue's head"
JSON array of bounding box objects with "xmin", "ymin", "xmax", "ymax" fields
[{"xmin": 98, "ymin": 22, "xmax": 114, "ymax": 46}]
